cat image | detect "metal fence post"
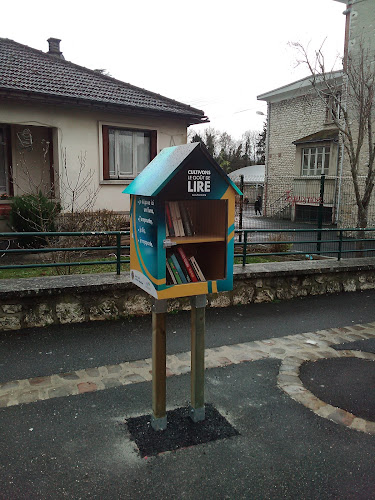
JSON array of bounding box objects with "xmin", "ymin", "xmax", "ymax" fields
[
  {"xmin": 116, "ymin": 233, "xmax": 121, "ymax": 275},
  {"xmin": 242, "ymin": 231, "xmax": 248, "ymax": 266},
  {"xmin": 338, "ymin": 229, "xmax": 343, "ymax": 261},
  {"xmin": 317, "ymin": 174, "xmax": 325, "ymax": 254},
  {"xmin": 238, "ymin": 175, "xmax": 244, "ymax": 243}
]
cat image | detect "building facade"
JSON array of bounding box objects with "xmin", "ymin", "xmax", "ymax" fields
[
  {"xmin": 0, "ymin": 38, "xmax": 207, "ymax": 228},
  {"xmin": 258, "ymin": 0, "xmax": 375, "ymax": 228}
]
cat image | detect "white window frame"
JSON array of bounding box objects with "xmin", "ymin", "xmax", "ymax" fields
[
  {"xmin": 108, "ymin": 128, "xmax": 151, "ymax": 179},
  {"xmin": 301, "ymin": 145, "xmax": 330, "ymax": 176}
]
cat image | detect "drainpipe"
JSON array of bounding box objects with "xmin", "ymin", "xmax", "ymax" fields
[
  {"xmin": 335, "ymin": 0, "xmax": 352, "ymax": 225},
  {"xmin": 264, "ymin": 103, "xmax": 271, "ymax": 216}
]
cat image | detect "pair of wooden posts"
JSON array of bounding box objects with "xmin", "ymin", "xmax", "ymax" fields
[{"xmin": 151, "ymin": 295, "xmax": 206, "ymax": 431}]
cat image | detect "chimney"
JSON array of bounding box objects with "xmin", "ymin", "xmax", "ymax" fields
[{"xmin": 47, "ymin": 38, "xmax": 64, "ymax": 59}]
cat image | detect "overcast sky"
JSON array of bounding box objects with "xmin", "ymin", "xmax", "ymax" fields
[{"xmin": 3, "ymin": 0, "xmax": 345, "ymax": 140}]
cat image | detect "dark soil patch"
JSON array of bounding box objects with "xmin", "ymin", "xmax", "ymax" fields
[
  {"xmin": 300, "ymin": 357, "xmax": 375, "ymax": 422},
  {"xmin": 126, "ymin": 404, "xmax": 239, "ymax": 457}
]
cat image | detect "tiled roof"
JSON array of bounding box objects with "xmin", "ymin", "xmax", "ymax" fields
[
  {"xmin": 293, "ymin": 129, "xmax": 339, "ymax": 144},
  {"xmin": 0, "ymin": 38, "xmax": 207, "ymax": 124}
]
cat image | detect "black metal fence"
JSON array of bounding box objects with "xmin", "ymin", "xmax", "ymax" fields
[
  {"xmin": 0, "ymin": 231, "xmax": 130, "ymax": 275},
  {"xmin": 0, "ymin": 227, "xmax": 374, "ymax": 278},
  {"xmin": 235, "ymin": 174, "xmax": 375, "ymax": 230},
  {"xmin": 234, "ymin": 227, "xmax": 375, "ymax": 265}
]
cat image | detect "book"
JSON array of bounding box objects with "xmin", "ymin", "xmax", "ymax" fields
[
  {"xmin": 170, "ymin": 201, "xmax": 184, "ymax": 237},
  {"xmin": 174, "ymin": 251, "xmax": 191, "ymax": 283},
  {"xmin": 169, "ymin": 202, "xmax": 181, "ymax": 237},
  {"xmin": 179, "ymin": 202, "xmax": 193, "ymax": 237},
  {"xmin": 170, "ymin": 253, "xmax": 187, "ymax": 283},
  {"xmin": 176, "ymin": 246, "xmax": 198, "ymax": 282},
  {"xmin": 165, "ymin": 203, "xmax": 175, "ymax": 237},
  {"xmin": 168, "ymin": 256, "xmax": 182, "ymax": 284},
  {"xmin": 166, "ymin": 259, "xmax": 176, "ymax": 285},
  {"xmin": 174, "ymin": 202, "xmax": 185, "ymax": 237},
  {"xmin": 190, "ymin": 256, "xmax": 206, "ymax": 281}
]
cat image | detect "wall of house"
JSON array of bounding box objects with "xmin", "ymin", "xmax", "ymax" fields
[
  {"xmin": 266, "ymin": 94, "xmax": 338, "ymax": 217},
  {"xmin": 0, "ymin": 101, "xmax": 188, "ymax": 213}
]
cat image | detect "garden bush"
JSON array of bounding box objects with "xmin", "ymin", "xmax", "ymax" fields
[{"xmin": 10, "ymin": 192, "xmax": 61, "ymax": 247}]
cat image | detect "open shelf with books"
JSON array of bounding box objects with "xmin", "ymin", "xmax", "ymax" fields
[{"xmin": 165, "ymin": 199, "xmax": 227, "ymax": 284}]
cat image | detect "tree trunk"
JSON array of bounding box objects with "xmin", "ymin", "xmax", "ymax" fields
[{"xmin": 356, "ymin": 206, "xmax": 368, "ymax": 257}]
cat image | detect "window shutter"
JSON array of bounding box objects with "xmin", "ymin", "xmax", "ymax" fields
[
  {"xmin": 102, "ymin": 125, "xmax": 110, "ymax": 180},
  {"xmin": 150, "ymin": 130, "xmax": 157, "ymax": 160}
]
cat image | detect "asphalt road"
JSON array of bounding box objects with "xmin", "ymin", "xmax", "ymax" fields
[
  {"xmin": 1, "ymin": 290, "xmax": 375, "ymax": 383},
  {"xmin": 1, "ymin": 290, "xmax": 375, "ymax": 499},
  {"xmin": 1, "ymin": 360, "xmax": 375, "ymax": 499}
]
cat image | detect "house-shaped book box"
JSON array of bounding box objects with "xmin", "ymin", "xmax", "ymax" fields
[{"xmin": 123, "ymin": 142, "xmax": 242, "ymax": 300}]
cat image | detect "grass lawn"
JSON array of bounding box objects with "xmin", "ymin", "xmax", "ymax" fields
[
  {"xmin": 0, "ymin": 255, "xmax": 295, "ymax": 280},
  {"xmin": 0, "ymin": 257, "xmax": 130, "ymax": 279},
  {"xmin": 234, "ymin": 255, "xmax": 290, "ymax": 264}
]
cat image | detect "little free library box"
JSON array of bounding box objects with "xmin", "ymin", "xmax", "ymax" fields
[{"xmin": 123, "ymin": 142, "xmax": 242, "ymax": 300}]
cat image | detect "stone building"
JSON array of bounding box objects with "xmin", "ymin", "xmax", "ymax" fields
[
  {"xmin": 257, "ymin": 72, "xmax": 342, "ymax": 224},
  {"xmin": 258, "ymin": 0, "xmax": 375, "ymax": 228}
]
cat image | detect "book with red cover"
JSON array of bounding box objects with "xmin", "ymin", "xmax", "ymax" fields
[{"xmin": 176, "ymin": 246, "xmax": 198, "ymax": 282}]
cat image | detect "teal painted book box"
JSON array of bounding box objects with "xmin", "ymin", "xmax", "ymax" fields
[{"xmin": 123, "ymin": 142, "xmax": 242, "ymax": 299}]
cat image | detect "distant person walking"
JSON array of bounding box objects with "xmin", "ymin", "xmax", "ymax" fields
[{"xmin": 254, "ymin": 195, "xmax": 262, "ymax": 215}]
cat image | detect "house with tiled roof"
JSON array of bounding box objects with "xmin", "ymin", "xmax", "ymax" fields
[{"xmin": 0, "ymin": 37, "xmax": 207, "ymax": 225}]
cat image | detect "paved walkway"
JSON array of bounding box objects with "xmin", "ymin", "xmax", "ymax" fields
[{"xmin": 2, "ymin": 320, "xmax": 374, "ymax": 435}]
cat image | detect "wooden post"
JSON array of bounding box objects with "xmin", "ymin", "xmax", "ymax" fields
[
  {"xmin": 189, "ymin": 294, "xmax": 206, "ymax": 422},
  {"xmin": 151, "ymin": 299, "xmax": 167, "ymax": 431}
]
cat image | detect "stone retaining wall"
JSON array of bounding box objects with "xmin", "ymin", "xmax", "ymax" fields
[{"xmin": 1, "ymin": 258, "xmax": 374, "ymax": 331}]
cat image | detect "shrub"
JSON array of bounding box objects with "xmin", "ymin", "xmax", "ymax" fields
[
  {"xmin": 57, "ymin": 210, "xmax": 129, "ymax": 247},
  {"xmin": 266, "ymin": 233, "xmax": 292, "ymax": 253},
  {"xmin": 10, "ymin": 192, "xmax": 61, "ymax": 247}
]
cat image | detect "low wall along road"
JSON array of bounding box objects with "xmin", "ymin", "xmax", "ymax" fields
[{"xmin": 0, "ymin": 258, "xmax": 375, "ymax": 331}]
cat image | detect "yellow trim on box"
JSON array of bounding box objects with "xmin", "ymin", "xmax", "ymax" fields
[
  {"xmin": 212, "ymin": 281, "xmax": 218, "ymax": 293},
  {"xmin": 157, "ymin": 281, "xmax": 209, "ymax": 300}
]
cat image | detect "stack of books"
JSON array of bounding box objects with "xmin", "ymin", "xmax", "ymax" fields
[
  {"xmin": 166, "ymin": 246, "xmax": 205, "ymax": 285},
  {"xmin": 165, "ymin": 201, "xmax": 194, "ymax": 237}
]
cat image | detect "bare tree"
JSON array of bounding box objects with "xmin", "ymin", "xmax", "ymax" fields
[
  {"xmin": 242, "ymin": 130, "xmax": 263, "ymax": 165},
  {"xmin": 293, "ymin": 41, "xmax": 375, "ymax": 231}
]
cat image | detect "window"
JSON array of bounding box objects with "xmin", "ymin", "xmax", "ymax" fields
[
  {"xmin": 301, "ymin": 146, "xmax": 330, "ymax": 176},
  {"xmin": 102, "ymin": 126, "xmax": 157, "ymax": 180}
]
